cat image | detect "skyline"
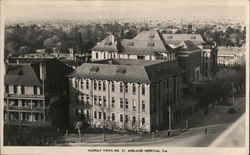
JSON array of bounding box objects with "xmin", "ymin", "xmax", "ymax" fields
[{"xmin": 3, "ymin": 0, "xmax": 247, "ymax": 23}]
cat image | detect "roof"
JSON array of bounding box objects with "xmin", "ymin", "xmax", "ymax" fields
[
  {"xmin": 68, "ymin": 59, "xmax": 184, "ymax": 83},
  {"xmin": 5, "ymin": 58, "xmax": 73, "ymax": 85},
  {"xmin": 5, "ymin": 64, "xmax": 42, "ymax": 86},
  {"xmin": 121, "ymin": 30, "xmax": 173, "ymax": 55},
  {"xmin": 175, "ymin": 40, "xmax": 201, "ymax": 51},
  {"xmin": 217, "ymin": 46, "xmax": 245, "ymax": 55},
  {"xmin": 162, "ymin": 34, "xmax": 205, "ymax": 46},
  {"xmin": 91, "ymin": 34, "xmax": 120, "ymax": 52}
]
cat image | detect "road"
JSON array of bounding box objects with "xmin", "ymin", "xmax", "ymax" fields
[{"xmin": 55, "ymin": 96, "xmax": 245, "ymax": 147}]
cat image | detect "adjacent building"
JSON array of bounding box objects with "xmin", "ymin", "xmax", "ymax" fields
[
  {"xmin": 68, "ymin": 59, "xmax": 184, "ymax": 132},
  {"xmin": 162, "ymin": 34, "xmax": 218, "ymax": 78},
  {"xmin": 91, "ymin": 30, "xmax": 176, "ymax": 61},
  {"xmin": 4, "ymin": 58, "xmax": 72, "ymax": 127},
  {"xmin": 217, "ymin": 46, "xmax": 246, "ymax": 67},
  {"xmin": 174, "ymin": 40, "xmax": 202, "ymax": 92}
]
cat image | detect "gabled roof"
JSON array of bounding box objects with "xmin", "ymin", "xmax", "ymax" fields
[
  {"xmin": 121, "ymin": 30, "xmax": 173, "ymax": 55},
  {"xmin": 5, "ymin": 64, "xmax": 42, "ymax": 86},
  {"xmin": 91, "ymin": 34, "xmax": 119, "ymax": 52},
  {"xmin": 162, "ymin": 34, "xmax": 205, "ymax": 46},
  {"xmin": 176, "ymin": 40, "xmax": 200, "ymax": 51},
  {"xmin": 68, "ymin": 59, "xmax": 184, "ymax": 83}
]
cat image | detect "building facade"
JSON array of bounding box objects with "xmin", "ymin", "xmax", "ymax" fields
[
  {"xmin": 174, "ymin": 41, "xmax": 202, "ymax": 91},
  {"xmin": 4, "ymin": 58, "xmax": 72, "ymax": 127},
  {"xmin": 68, "ymin": 59, "xmax": 184, "ymax": 132},
  {"xmin": 162, "ymin": 34, "xmax": 217, "ymax": 78},
  {"xmin": 217, "ymin": 46, "xmax": 245, "ymax": 67}
]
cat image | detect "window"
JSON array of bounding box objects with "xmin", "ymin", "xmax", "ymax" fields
[
  {"xmin": 205, "ymin": 62, "xmax": 208, "ymax": 69},
  {"xmin": 103, "ymin": 82, "xmax": 106, "ymax": 91},
  {"xmin": 111, "ymin": 82, "xmax": 115, "ymax": 92},
  {"xmin": 125, "ymin": 84, "xmax": 128, "ymax": 93},
  {"xmin": 120, "ymin": 114, "xmax": 123, "ymax": 122},
  {"xmin": 125, "ymin": 99, "xmax": 128, "ymax": 109},
  {"xmin": 94, "ymin": 111, "xmax": 97, "ymax": 118},
  {"xmin": 112, "ymin": 97, "xmax": 115, "ymax": 108},
  {"xmin": 103, "ymin": 112, "xmax": 106, "ymax": 120},
  {"xmin": 14, "ymin": 85, "xmax": 17, "ymax": 94},
  {"xmin": 112, "ymin": 113, "xmax": 115, "ymax": 121},
  {"xmin": 94, "ymin": 95, "xmax": 97, "ymax": 105},
  {"xmin": 99, "ymin": 96, "xmax": 102, "ymax": 106},
  {"xmin": 86, "ymin": 95, "xmax": 90, "ymax": 104},
  {"xmin": 80, "ymin": 79, "xmax": 84, "ymax": 89},
  {"xmin": 132, "ymin": 84, "xmax": 136, "ymax": 95},
  {"xmin": 132, "ymin": 116, "xmax": 136, "ymax": 124},
  {"xmin": 99, "ymin": 112, "xmax": 102, "ymax": 119},
  {"xmin": 142, "ymin": 118, "xmax": 145, "ymax": 125},
  {"xmin": 98, "ymin": 81, "xmax": 101, "ymax": 91},
  {"xmin": 103, "ymin": 96, "xmax": 106, "ymax": 107},
  {"xmin": 142, "ymin": 84, "xmax": 145, "ymax": 95},
  {"xmin": 96, "ymin": 52, "xmax": 98, "ymax": 59},
  {"xmin": 86, "ymin": 110, "xmax": 90, "ymax": 118},
  {"xmin": 34, "ymin": 86, "xmax": 37, "ymax": 95},
  {"xmin": 120, "ymin": 83, "xmax": 123, "ymax": 93},
  {"xmin": 133, "ymin": 100, "xmax": 136, "ymax": 111},
  {"xmin": 86, "ymin": 80, "xmax": 89, "ymax": 90},
  {"xmin": 166, "ymin": 80, "xmax": 169, "ymax": 89},
  {"xmin": 5, "ymin": 85, "xmax": 9, "ymax": 94},
  {"xmin": 74, "ymin": 79, "xmax": 78, "ymax": 88},
  {"xmin": 94, "ymin": 81, "xmax": 97, "ymax": 90},
  {"xmin": 120, "ymin": 98, "xmax": 123, "ymax": 109},
  {"xmin": 142, "ymin": 100, "xmax": 145, "ymax": 112},
  {"xmin": 125, "ymin": 115, "xmax": 128, "ymax": 123},
  {"xmin": 81, "ymin": 95, "xmax": 84, "ymax": 104}
]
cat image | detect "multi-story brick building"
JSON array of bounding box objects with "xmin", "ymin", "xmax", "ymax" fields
[
  {"xmin": 162, "ymin": 34, "xmax": 218, "ymax": 78},
  {"xmin": 68, "ymin": 59, "xmax": 184, "ymax": 132},
  {"xmin": 174, "ymin": 40, "xmax": 202, "ymax": 92},
  {"xmin": 4, "ymin": 58, "xmax": 72, "ymax": 127}
]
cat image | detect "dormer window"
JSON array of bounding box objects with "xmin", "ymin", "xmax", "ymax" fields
[
  {"xmin": 149, "ymin": 34, "xmax": 154, "ymax": 38},
  {"xmin": 167, "ymin": 36, "xmax": 173, "ymax": 39},
  {"xmin": 127, "ymin": 42, "xmax": 134, "ymax": 46},
  {"xmin": 190, "ymin": 36, "xmax": 196, "ymax": 39},
  {"xmin": 90, "ymin": 66, "xmax": 99, "ymax": 72},
  {"xmin": 116, "ymin": 67, "xmax": 126, "ymax": 74},
  {"xmin": 147, "ymin": 42, "xmax": 154, "ymax": 46}
]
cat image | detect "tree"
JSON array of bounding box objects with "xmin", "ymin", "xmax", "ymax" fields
[
  {"xmin": 43, "ymin": 35, "xmax": 59, "ymax": 49},
  {"xmin": 124, "ymin": 116, "xmax": 142, "ymax": 142},
  {"xmin": 95, "ymin": 107, "xmax": 115, "ymax": 141}
]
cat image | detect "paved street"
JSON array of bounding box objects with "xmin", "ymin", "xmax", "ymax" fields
[{"xmin": 53, "ymin": 96, "xmax": 245, "ymax": 147}]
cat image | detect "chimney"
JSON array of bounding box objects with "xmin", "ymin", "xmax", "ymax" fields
[
  {"xmin": 110, "ymin": 35, "xmax": 115, "ymax": 43},
  {"xmin": 39, "ymin": 63, "xmax": 47, "ymax": 81}
]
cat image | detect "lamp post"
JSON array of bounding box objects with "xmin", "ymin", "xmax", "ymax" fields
[{"xmin": 168, "ymin": 106, "xmax": 171, "ymax": 137}]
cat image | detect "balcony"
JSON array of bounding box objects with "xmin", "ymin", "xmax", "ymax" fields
[
  {"xmin": 5, "ymin": 106, "xmax": 47, "ymax": 112},
  {"xmin": 5, "ymin": 93, "xmax": 46, "ymax": 99}
]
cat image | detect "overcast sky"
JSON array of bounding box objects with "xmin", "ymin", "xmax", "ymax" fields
[{"xmin": 3, "ymin": 0, "xmax": 247, "ymax": 22}]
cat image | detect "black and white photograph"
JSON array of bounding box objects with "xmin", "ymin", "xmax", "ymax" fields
[{"xmin": 0, "ymin": 0, "xmax": 249, "ymax": 154}]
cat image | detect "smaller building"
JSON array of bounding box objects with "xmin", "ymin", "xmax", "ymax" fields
[
  {"xmin": 217, "ymin": 46, "xmax": 246, "ymax": 67},
  {"xmin": 4, "ymin": 58, "xmax": 72, "ymax": 127}
]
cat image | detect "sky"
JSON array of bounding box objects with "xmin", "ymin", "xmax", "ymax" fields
[{"xmin": 2, "ymin": 0, "xmax": 247, "ymax": 22}]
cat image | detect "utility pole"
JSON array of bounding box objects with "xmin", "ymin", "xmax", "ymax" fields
[
  {"xmin": 232, "ymin": 83, "xmax": 234, "ymax": 106},
  {"xmin": 169, "ymin": 106, "xmax": 171, "ymax": 131}
]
